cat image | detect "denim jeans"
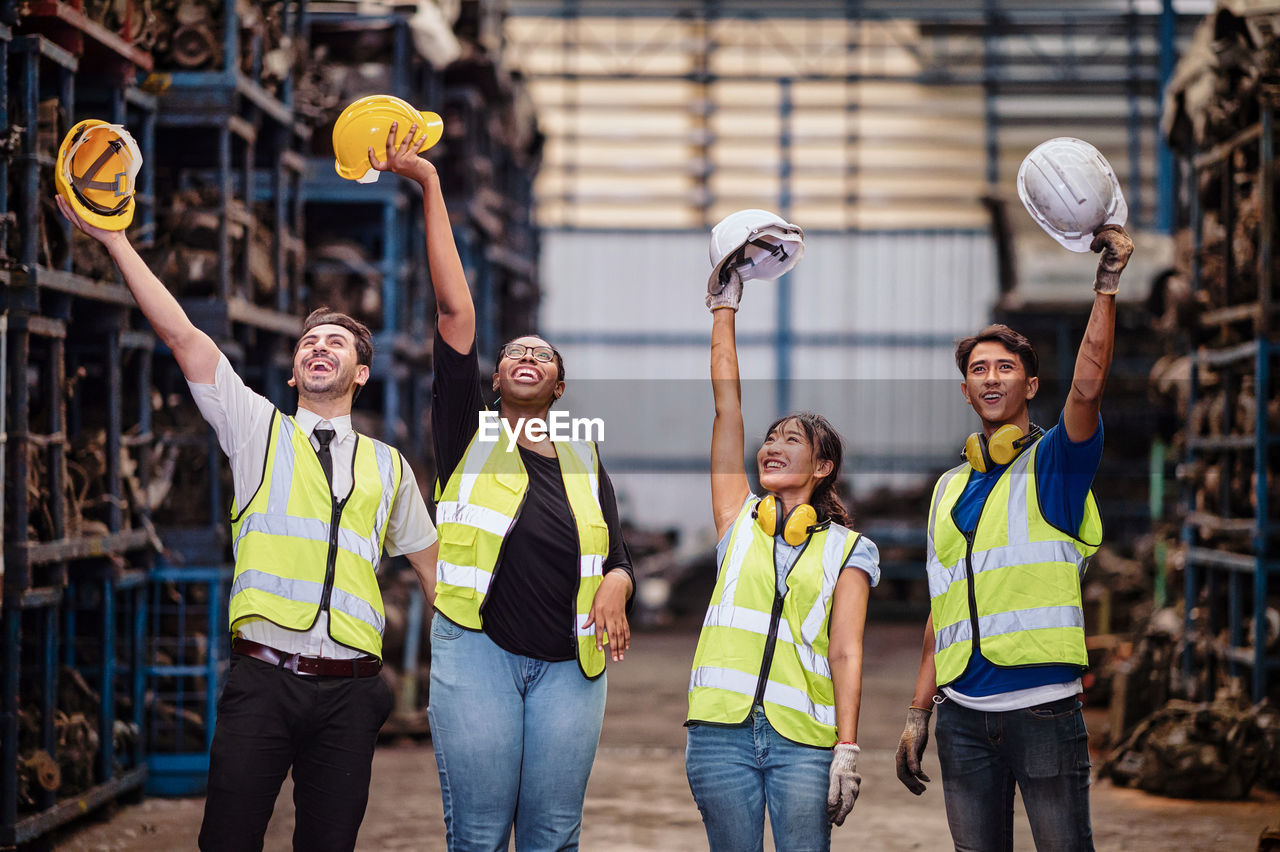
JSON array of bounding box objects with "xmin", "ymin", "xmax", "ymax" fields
[
  {"xmin": 935, "ymin": 695, "xmax": 1094, "ymax": 852},
  {"xmin": 427, "ymin": 612, "xmax": 607, "ymax": 852},
  {"xmin": 685, "ymin": 706, "xmax": 833, "ymax": 852}
]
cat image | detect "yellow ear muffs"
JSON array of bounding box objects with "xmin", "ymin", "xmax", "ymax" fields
[
  {"xmin": 963, "ymin": 432, "xmax": 992, "ymax": 473},
  {"xmin": 962, "ymin": 424, "xmax": 1043, "ymax": 472},
  {"xmin": 754, "ymin": 496, "xmax": 820, "ymax": 546},
  {"xmin": 985, "ymin": 424, "xmax": 1026, "ymax": 467}
]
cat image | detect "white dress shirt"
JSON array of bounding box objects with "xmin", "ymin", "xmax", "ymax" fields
[{"xmin": 188, "ymin": 354, "xmax": 436, "ymax": 658}]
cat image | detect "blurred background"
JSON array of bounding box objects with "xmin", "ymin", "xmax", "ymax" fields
[{"xmin": 1, "ymin": 0, "xmax": 1278, "ymax": 847}]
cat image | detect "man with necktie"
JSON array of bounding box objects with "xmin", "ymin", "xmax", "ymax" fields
[{"xmin": 56, "ymin": 194, "xmax": 438, "ymax": 851}]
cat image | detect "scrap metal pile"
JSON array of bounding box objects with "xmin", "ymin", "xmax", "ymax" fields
[{"xmin": 1099, "ymin": 0, "xmax": 1280, "ymax": 800}]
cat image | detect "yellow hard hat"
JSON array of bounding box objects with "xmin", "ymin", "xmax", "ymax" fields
[
  {"xmin": 333, "ymin": 95, "xmax": 443, "ymax": 183},
  {"xmin": 55, "ymin": 119, "xmax": 142, "ymax": 230}
]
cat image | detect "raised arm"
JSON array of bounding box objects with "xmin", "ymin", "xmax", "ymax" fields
[
  {"xmin": 57, "ymin": 196, "xmax": 220, "ymax": 384},
  {"xmin": 368, "ymin": 122, "xmax": 475, "ymax": 353},
  {"xmin": 710, "ymin": 306, "xmax": 751, "ymax": 538},
  {"xmin": 1064, "ymin": 224, "xmax": 1133, "ymax": 442}
]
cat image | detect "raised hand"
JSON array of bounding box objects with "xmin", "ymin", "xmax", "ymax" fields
[
  {"xmin": 55, "ymin": 195, "xmax": 126, "ymax": 248},
  {"xmin": 367, "ymin": 121, "xmax": 436, "ymax": 184},
  {"xmin": 1090, "ymin": 223, "xmax": 1134, "ymax": 295}
]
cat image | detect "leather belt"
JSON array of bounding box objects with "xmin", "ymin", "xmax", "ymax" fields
[{"xmin": 232, "ymin": 637, "xmax": 381, "ymax": 678}]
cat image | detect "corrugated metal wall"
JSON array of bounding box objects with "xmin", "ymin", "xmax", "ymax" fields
[{"xmin": 541, "ymin": 228, "xmax": 997, "ymax": 545}]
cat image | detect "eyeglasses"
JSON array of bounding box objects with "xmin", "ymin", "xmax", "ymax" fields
[{"xmin": 500, "ymin": 343, "xmax": 555, "ymax": 363}]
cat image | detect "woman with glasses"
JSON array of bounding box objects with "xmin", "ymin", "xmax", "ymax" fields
[{"xmin": 372, "ymin": 125, "xmax": 634, "ymax": 849}]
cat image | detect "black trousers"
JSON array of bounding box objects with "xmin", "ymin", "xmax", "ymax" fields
[{"xmin": 198, "ymin": 654, "xmax": 395, "ymax": 852}]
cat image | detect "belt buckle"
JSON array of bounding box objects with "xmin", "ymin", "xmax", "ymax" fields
[{"xmin": 283, "ymin": 653, "xmax": 302, "ymax": 675}]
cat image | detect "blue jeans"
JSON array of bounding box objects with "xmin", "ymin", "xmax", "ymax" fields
[
  {"xmin": 935, "ymin": 696, "xmax": 1094, "ymax": 852},
  {"xmin": 685, "ymin": 707, "xmax": 833, "ymax": 852},
  {"xmin": 427, "ymin": 612, "xmax": 607, "ymax": 852}
]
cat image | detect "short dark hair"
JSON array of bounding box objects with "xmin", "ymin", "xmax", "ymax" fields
[
  {"xmin": 954, "ymin": 324, "xmax": 1038, "ymax": 378},
  {"xmin": 495, "ymin": 335, "xmax": 566, "ymax": 383},
  {"xmin": 297, "ymin": 307, "xmax": 373, "ymax": 367}
]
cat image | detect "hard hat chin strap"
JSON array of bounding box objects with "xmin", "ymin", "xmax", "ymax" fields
[
  {"xmin": 718, "ymin": 237, "xmax": 793, "ymax": 287},
  {"xmin": 71, "ymin": 139, "xmax": 132, "ymax": 214}
]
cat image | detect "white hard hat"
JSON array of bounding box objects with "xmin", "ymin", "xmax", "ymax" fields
[
  {"xmin": 707, "ymin": 208, "xmax": 805, "ymax": 291},
  {"xmin": 1017, "ymin": 138, "xmax": 1127, "ymax": 252}
]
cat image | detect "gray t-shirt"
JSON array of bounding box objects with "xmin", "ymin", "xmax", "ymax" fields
[
  {"xmin": 188, "ymin": 354, "xmax": 437, "ymax": 659},
  {"xmin": 715, "ymin": 494, "xmax": 881, "ymax": 596}
]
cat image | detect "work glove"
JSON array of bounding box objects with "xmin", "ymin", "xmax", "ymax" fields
[
  {"xmin": 895, "ymin": 706, "xmax": 932, "ymax": 795},
  {"xmin": 706, "ymin": 268, "xmax": 744, "ymax": 312},
  {"xmin": 826, "ymin": 742, "xmax": 861, "ymax": 826},
  {"xmin": 1090, "ymin": 223, "xmax": 1134, "ymax": 295}
]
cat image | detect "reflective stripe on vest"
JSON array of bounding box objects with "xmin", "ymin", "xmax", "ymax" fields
[
  {"xmin": 434, "ymin": 422, "xmax": 610, "ymax": 677},
  {"xmin": 926, "ymin": 439, "xmax": 1101, "ymax": 686},
  {"xmin": 687, "ymin": 498, "xmax": 858, "ymax": 747},
  {"xmin": 228, "ymin": 413, "xmax": 401, "ymax": 658}
]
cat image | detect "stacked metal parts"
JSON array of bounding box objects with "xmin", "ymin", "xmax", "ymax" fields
[
  {"xmin": 1, "ymin": 0, "xmax": 541, "ymax": 841},
  {"xmin": 1102, "ymin": 3, "xmax": 1280, "ymax": 802}
]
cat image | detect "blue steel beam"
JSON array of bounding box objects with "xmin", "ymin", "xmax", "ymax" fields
[
  {"xmin": 1156, "ymin": 0, "xmax": 1177, "ymax": 231},
  {"xmin": 776, "ymin": 77, "xmax": 793, "ymax": 417}
]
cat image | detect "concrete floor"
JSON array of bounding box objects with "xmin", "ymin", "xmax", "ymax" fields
[{"xmin": 55, "ymin": 622, "xmax": 1278, "ymax": 851}]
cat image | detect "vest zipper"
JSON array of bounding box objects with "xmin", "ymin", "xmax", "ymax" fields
[
  {"xmin": 751, "ymin": 532, "xmax": 810, "ymax": 710},
  {"xmin": 319, "ymin": 494, "xmax": 349, "ymax": 617},
  {"xmin": 961, "ymin": 528, "xmax": 981, "ymax": 656},
  {"xmin": 752, "ymin": 593, "xmax": 785, "ymax": 708},
  {"xmin": 317, "ymin": 435, "xmax": 353, "ymax": 626}
]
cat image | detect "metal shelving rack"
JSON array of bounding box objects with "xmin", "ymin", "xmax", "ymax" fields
[
  {"xmin": 144, "ymin": 0, "xmax": 310, "ymax": 796},
  {"xmin": 302, "ymin": 8, "xmax": 434, "ymax": 448},
  {"xmin": 299, "ymin": 8, "xmax": 439, "ymax": 734},
  {"xmin": 1, "ymin": 3, "xmax": 157, "ymax": 841},
  {"xmin": 1181, "ymin": 85, "xmax": 1280, "ymax": 703}
]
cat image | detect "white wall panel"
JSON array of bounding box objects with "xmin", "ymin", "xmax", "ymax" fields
[{"xmin": 540, "ymin": 228, "xmax": 997, "ymax": 543}]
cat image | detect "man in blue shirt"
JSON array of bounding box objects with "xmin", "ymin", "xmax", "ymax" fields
[{"xmin": 894, "ymin": 223, "xmax": 1133, "ymax": 851}]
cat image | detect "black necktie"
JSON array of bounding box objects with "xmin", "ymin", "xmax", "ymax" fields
[{"xmin": 314, "ymin": 427, "xmax": 335, "ymax": 486}]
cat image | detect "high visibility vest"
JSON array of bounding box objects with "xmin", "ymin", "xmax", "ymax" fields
[
  {"xmin": 927, "ymin": 438, "xmax": 1102, "ymax": 687},
  {"xmin": 687, "ymin": 498, "xmax": 861, "ymax": 747},
  {"xmin": 433, "ymin": 423, "xmax": 610, "ymax": 678},
  {"xmin": 228, "ymin": 412, "xmax": 402, "ymax": 660}
]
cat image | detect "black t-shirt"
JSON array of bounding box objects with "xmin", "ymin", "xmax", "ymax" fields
[{"xmin": 431, "ymin": 327, "xmax": 633, "ymax": 661}]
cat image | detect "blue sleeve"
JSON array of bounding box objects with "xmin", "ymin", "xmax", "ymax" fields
[
  {"xmin": 842, "ymin": 535, "xmax": 881, "ymax": 588},
  {"xmin": 1033, "ymin": 411, "xmax": 1104, "ymax": 535}
]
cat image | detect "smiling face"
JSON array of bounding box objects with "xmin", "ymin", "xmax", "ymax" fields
[
  {"xmin": 492, "ymin": 335, "xmax": 564, "ymax": 409},
  {"xmin": 756, "ymin": 416, "xmax": 834, "ymax": 502},
  {"xmin": 290, "ymin": 323, "xmax": 370, "ymax": 402},
  {"xmin": 960, "ymin": 340, "xmax": 1038, "ymax": 431}
]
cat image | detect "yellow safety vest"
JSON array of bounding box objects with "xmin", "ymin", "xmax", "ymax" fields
[
  {"xmin": 433, "ymin": 423, "xmax": 610, "ymax": 678},
  {"xmin": 687, "ymin": 498, "xmax": 861, "ymax": 747},
  {"xmin": 927, "ymin": 438, "xmax": 1102, "ymax": 686},
  {"xmin": 228, "ymin": 412, "xmax": 402, "ymax": 660}
]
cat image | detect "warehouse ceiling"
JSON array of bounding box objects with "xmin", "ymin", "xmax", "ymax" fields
[{"xmin": 505, "ymin": 0, "xmax": 1211, "ymax": 232}]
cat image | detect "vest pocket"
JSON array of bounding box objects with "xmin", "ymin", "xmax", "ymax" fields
[
  {"xmin": 585, "ymin": 521, "xmax": 609, "ymax": 555},
  {"xmin": 439, "ymin": 523, "xmax": 478, "ymax": 548}
]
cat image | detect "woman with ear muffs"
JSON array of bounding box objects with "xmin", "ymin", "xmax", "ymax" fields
[
  {"xmin": 684, "ymin": 209, "xmax": 881, "ymax": 851},
  {"xmin": 369, "ymin": 122, "xmax": 636, "ymax": 850}
]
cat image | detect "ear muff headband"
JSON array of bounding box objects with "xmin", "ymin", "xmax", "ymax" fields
[
  {"xmin": 754, "ymin": 495, "xmax": 824, "ymax": 546},
  {"xmin": 962, "ymin": 423, "xmax": 1044, "ymax": 473}
]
